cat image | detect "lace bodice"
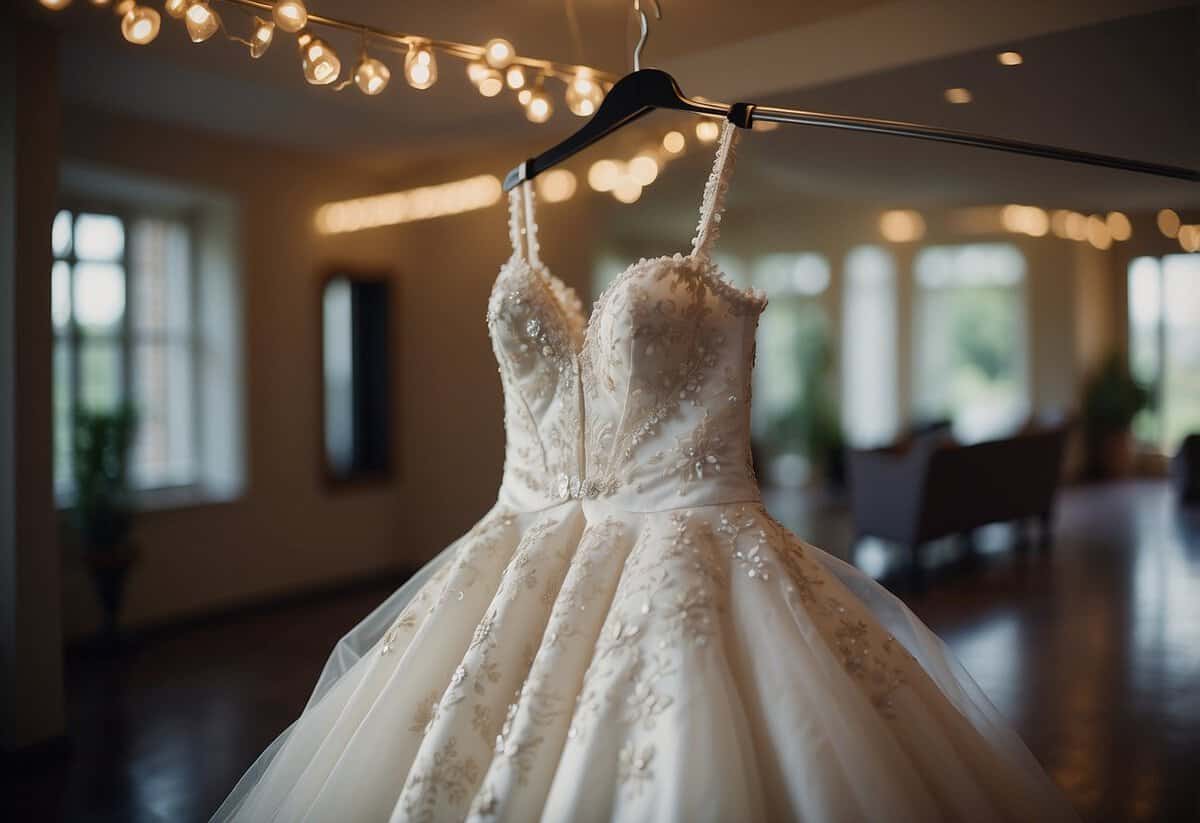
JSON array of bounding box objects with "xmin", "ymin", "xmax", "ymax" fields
[{"xmin": 488, "ymin": 122, "xmax": 766, "ymax": 513}]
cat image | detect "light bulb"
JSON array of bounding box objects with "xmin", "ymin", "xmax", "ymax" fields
[
  {"xmin": 120, "ymin": 4, "xmax": 160, "ymax": 45},
  {"xmin": 184, "ymin": 1, "xmax": 220, "ymax": 43},
  {"xmin": 297, "ymin": 30, "xmax": 340, "ymax": 85},
  {"xmin": 565, "ymin": 70, "xmax": 603, "ymax": 117},
  {"xmin": 525, "ymin": 89, "xmax": 552, "ymax": 123},
  {"xmin": 273, "ymin": 0, "xmax": 307, "ymax": 33},
  {"xmin": 90, "ymin": 0, "xmax": 113, "ymax": 6},
  {"xmin": 612, "ymin": 177, "xmax": 642, "ymax": 204},
  {"xmin": 662, "ymin": 130, "xmax": 685, "ymax": 153},
  {"xmin": 629, "ymin": 154, "xmax": 658, "ymax": 186},
  {"xmin": 404, "ymin": 43, "xmax": 436, "ymax": 90},
  {"xmin": 466, "ymin": 60, "xmax": 488, "ymax": 85},
  {"xmin": 944, "ymin": 87, "xmax": 972, "ymax": 104},
  {"xmin": 355, "ymin": 57, "xmax": 390, "ymax": 95},
  {"xmin": 517, "ymin": 88, "xmax": 532, "ymax": 105},
  {"xmin": 996, "ymin": 51, "xmax": 1023, "ymax": 66},
  {"xmin": 477, "ymin": 68, "xmax": 503, "ymax": 98},
  {"xmin": 38, "ymin": 0, "xmax": 72, "ymax": 10},
  {"xmin": 484, "ymin": 38, "xmax": 515, "ymax": 69},
  {"xmin": 164, "ymin": 0, "xmax": 187, "ymax": 18},
  {"xmin": 1156, "ymin": 209, "xmax": 1180, "ymax": 239},
  {"xmin": 537, "ymin": 169, "xmax": 577, "ymax": 203},
  {"xmin": 505, "ymin": 65, "xmax": 526, "ymax": 90},
  {"xmin": 695, "ymin": 120, "xmax": 719, "ymax": 142},
  {"xmin": 587, "ymin": 159, "xmax": 621, "ymax": 192},
  {"xmin": 250, "ymin": 19, "xmax": 274, "ymax": 58},
  {"xmin": 1106, "ymin": 211, "xmax": 1132, "ymax": 242}
]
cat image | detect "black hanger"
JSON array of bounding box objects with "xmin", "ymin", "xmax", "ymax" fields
[{"xmin": 504, "ymin": 3, "xmax": 1197, "ymax": 192}]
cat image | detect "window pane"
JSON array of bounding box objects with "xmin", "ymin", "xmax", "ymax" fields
[
  {"xmin": 842, "ymin": 246, "xmax": 898, "ymax": 447},
  {"xmin": 79, "ymin": 338, "xmax": 124, "ymax": 412},
  {"xmin": 133, "ymin": 340, "xmax": 195, "ymax": 487},
  {"xmin": 754, "ymin": 253, "xmax": 830, "ymax": 296},
  {"xmin": 914, "ymin": 244, "xmax": 1028, "ymax": 442},
  {"xmin": 74, "ymin": 213, "xmax": 125, "ymax": 261},
  {"xmin": 51, "ymin": 260, "xmax": 71, "ymax": 331},
  {"xmin": 73, "ymin": 262, "xmax": 126, "ymax": 331},
  {"xmin": 131, "ymin": 217, "xmax": 192, "ymax": 335},
  {"xmin": 53, "ymin": 343, "xmax": 73, "ymax": 494},
  {"xmin": 52, "ymin": 209, "xmax": 72, "ymax": 258},
  {"xmin": 1161, "ymin": 254, "xmax": 1200, "ymax": 452}
]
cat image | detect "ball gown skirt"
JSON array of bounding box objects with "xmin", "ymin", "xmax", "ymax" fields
[{"xmin": 213, "ymin": 122, "xmax": 1077, "ymax": 823}]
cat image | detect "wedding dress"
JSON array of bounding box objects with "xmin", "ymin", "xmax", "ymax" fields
[{"xmin": 215, "ymin": 122, "xmax": 1077, "ymax": 823}]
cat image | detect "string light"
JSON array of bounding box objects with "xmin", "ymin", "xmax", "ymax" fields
[
  {"xmin": 120, "ymin": 3, "xmax": 160, "ymax": 45},
  {"xmin": 354, "ymin": 56, "xmax": 390, "ymax": 95},
  {"xmin": 184, "ymin": 1, "xmax": 220, "ymax": 43},
  {"xmin": 1105, "ymin": 211, "xmax": 1132, "ymax": 242},
  {"xmin": 272, "ymin": 0, "xmax": 307, "ymax": 33},
  {"xmin": 1001, "ymin": 204, "xmax": 1049, "ymax": 237},
  {"xmin": 662, "ymin": 130, "xmax": 685, "ymax": 153},
  {"xmin": 1086, "ymin": 214, "xmax": 1111, "ymax": 249},
  {"xmin": 879, "ymin": 210, "xmax": 926, "ymax": 243},
  {"xmin": 404, "ymin": 41, "xmax": 436, "ymax": 90},
  {"xmin": 695, "ymin": 121, "xmax": 719, "ymax": 142},
  {"xmin": 944, "ymin": 87, "xmax": 973, "ymax": 104},
  {"xmin": 505, "ymin": 65, "xmax": 526, "ymax": 90},
  {"xmin": 628, "ymin": 154, "xmax": 658, "ymax": 186},
  {"xmin": 51, "ymin": 0, "xmax": 618, "ymax": 120},
  {"xmin": 996, "ymin": 51, "xmax": 1023, "ymax": 66},
  {"xmin": 477, "ymin": 67, "xmax": 504, "ymax": 97},
  {"xmin": 483, "ymin": 38, "xmax": 514, "ymax": 69},
  {"xmin": 466, "ymin": 60, "xmax": 488, "ymax": 85},
  {"xmin": 1157, "ymin": 208, "xmax": 1181, "ymax": 238},
  {"xmin": 588, "ymin": 160, "xmax": 621, "ymax": 192},
  {"xmin": 297, "ymin": 29, "xmax": 340, "ymax": 85},
  {"xmin": 612, "ymin": 177, "xmax": 643, "ymax": 204},
  {"xmin": 525, "ymin": 83, "xmax": 553, "ymax": 123},
  {"xmin": 565, "ymin": 69, "xmax": 603, "ymax": 117},
  {"xmin": 1179, "ymin": 225, "xmax": 1200, "ymax": 253},
  {"xmin": 537, "ymin": 169, "xmax": 577, "ymax": 203}
]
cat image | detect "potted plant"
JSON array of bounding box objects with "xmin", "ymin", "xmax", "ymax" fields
[
  {"xmin": 1080, "ymin": 353, "xmax": 1150, "ymax": 480},
  {"xmin": 71, "ymin": 405, "xmax": 139, "ymax": 645}
]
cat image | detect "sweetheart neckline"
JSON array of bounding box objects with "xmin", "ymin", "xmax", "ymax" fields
[{"xmin": 499, "ymin": 252, "xmax": 768, "ymax": 360}]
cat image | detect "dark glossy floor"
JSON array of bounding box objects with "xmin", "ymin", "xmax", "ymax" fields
[{"xmin": 10, "ymin": 480, "xmax": 1200, "ymax": 822}]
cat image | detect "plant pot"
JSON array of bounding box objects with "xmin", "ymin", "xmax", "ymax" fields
[{"xmin": 85, "ymin": 542, "xmax": 138, "ymax": 646}]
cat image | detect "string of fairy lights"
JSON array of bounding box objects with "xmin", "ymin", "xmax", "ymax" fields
[{"xmin": 35, "ymin": 0, "xmax": 617, "ymax": 124}]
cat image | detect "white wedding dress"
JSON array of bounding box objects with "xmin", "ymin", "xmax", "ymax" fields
[{"xmin": 215, "ymin": 123, "xmax": 1077, "ymax": 823}]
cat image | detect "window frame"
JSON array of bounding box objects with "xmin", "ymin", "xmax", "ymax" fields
[{"xmin": 53, "ymin": 196, "xmax": 204, "ymax": 504}]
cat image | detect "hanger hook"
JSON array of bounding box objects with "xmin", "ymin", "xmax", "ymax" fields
[{"xmin": 633, "ymin": 0, "xmax": 662, "ymax": 72}]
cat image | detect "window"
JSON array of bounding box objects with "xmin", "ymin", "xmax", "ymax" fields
[
  {"xmin": 913, "ymin": 243, "xmax": 1028, "ymax": 443},
  {"xmin": 841, "ymin": 246, "xmax": 899, "ymax": 447},
  {"xmin": 1128, "ymin": 254, "xmax": 1200, "ymax": 453},
  {"xmin": 53, "ymin": 208, "xmax": 198, "ymax": 496},
  {"xmin": 751, "ymin": 253, "xmax": 834, "ymax": 483}
]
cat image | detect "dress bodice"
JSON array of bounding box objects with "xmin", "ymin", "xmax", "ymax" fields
[{"xmin": 488, "ymin": 122, "xmax": 766, "ymax": 514}]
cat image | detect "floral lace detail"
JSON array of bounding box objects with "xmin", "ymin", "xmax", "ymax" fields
[{"xmin": 400, "ymin": 736, "xmax": 482, "ymax": 823}]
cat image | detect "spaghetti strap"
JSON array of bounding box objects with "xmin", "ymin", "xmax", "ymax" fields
[
  {"xmin": 521, "ymin": 181, "xmax": 542, "ymax": 269},
  {"xmin": 690, "ymin": 121, "xmax": 740, "ymax": 260},
  {"xmin": 506, "ymin": 182, "xmax": 543, "ymax": 268}
]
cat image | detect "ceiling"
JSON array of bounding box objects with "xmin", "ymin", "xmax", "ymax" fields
[{"xmin": 35, "ymin": 0, "xmax": 1200, "ymax": 211}]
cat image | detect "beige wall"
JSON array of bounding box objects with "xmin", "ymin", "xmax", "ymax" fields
[{"xmin": 57, "ymin": 107, "xmax": 601, "ymax": 639}]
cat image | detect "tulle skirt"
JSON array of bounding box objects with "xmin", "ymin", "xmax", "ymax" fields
[{"xmin": 213, "ymin": 499, "xmax": 1077, "ymax": 822}]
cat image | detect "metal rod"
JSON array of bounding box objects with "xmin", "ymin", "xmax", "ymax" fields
[{"xmin": 748, "ymin": 104, "xmax": 1199, "ymax": 182}]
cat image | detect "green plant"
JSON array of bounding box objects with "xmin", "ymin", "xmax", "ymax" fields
[
  {"xmin": 71, "ymin": 406, "xmax": 137, "ymax": 553},
  {"xmin": 1081, "ymin": 353, "xmax": 1150, "ymax": 432}
]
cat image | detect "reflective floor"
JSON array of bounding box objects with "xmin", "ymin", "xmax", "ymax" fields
[{"xmin": 10, "ymin": 480, "xmax": 1200, "ymax": 822}]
